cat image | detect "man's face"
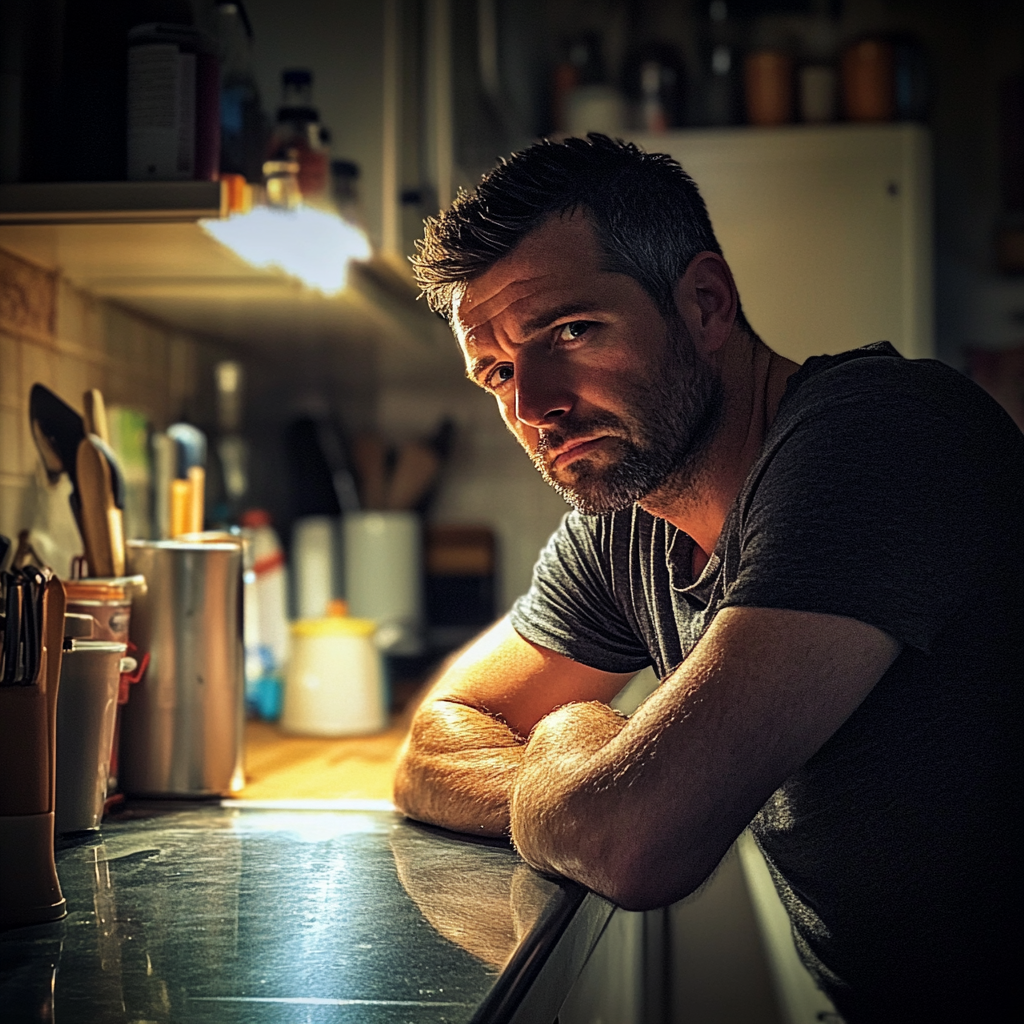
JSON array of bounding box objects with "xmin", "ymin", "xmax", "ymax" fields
[{"xmin": 453, "ymin": 213, "xmax": 723, "ymax": 514}]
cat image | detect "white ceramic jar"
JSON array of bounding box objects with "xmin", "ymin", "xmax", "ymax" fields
[
  {"xmin": 281, "ymin": 616, "xmax": 386, "ymax": 737},
  {"xmin": 343, "ymin": 511, "xmax": 423, "ymax": 655}
]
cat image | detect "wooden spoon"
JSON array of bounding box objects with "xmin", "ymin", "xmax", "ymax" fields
[{"xmin": 76, "ymin": 437, "xmax": 125, "ymax": 577}]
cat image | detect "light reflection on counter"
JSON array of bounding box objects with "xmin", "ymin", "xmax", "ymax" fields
[{"xmin": 0, "ymin": 804, "xmax": 600, "ymax": 1023}]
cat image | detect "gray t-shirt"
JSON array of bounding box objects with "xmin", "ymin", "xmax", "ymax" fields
[{"xmin": 510, "ymin": 343, "xmax": 1023, "ymax": 1023}]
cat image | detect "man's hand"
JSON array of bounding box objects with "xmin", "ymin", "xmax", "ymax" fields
[{"xmin": 394, "ymin": 697, "xmax": 525, "ymax": 836}]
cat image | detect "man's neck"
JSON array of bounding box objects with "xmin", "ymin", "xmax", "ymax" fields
[{"xmin": 640, "ymin": 333, "xmax": 799, "ymax": 564}]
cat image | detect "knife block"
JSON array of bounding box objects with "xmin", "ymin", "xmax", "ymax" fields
[
  {"xmin": 0, "ymin": 580, "xmax": 68, "ymax": 930},
  {"xmin": 0, "ymin": 654, "xmax": 66, "ymax": 930}
]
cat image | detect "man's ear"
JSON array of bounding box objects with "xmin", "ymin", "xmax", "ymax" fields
[{"xmin": 673, "ymin": 253, "xmax": 739, "ymax": 356}]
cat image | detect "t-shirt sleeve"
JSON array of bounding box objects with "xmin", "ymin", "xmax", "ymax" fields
[
  {"xmin": 719, "ymin": 374, "xmax": 1004, "ymax": 653},
  {"xmin": 510, "ymin": 512, "xmax": 652, "ymax": 673}
]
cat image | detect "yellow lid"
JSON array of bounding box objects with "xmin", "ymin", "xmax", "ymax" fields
[{"xmin": 291, "ymin": 616, "xmax": 377, "ymax": 638}]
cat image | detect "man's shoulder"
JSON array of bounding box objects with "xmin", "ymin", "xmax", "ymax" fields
[{"xmin": 781, "ymin": 342, "xmax": 1014, "ymax": 439}]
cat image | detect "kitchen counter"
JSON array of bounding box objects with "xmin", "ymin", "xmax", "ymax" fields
[
  {"xmin": 239, "ymin": 717, "xmax": 408, "ymax": 801},
  {"xmin": 0, "ymin": 802, "xmax": 615, "ymax": 1023}
]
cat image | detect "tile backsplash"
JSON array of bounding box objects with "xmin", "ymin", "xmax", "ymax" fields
[
  {"xmin": 0, "ymin": 244, "xmax": 239, "ymax": 573},
  {"xmin": 0, "ymin": 242, "xmax": 567, "ymax": 609}
]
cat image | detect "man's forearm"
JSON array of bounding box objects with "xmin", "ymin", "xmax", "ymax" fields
[
  {"xmin": 510, "ymin": 702, "xmax": 632, "ymax": 891},
  {"xmin": 393, "ymin": 698, "xmax": 525, "ymax": 836}
]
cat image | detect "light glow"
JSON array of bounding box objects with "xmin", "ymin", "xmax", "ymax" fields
[{"xmin": 201, "ymin": 205, "xmax": 372, "ymax": 294}]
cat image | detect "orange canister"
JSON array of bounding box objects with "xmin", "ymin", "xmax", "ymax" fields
[
  {"xmin": 744, "ymin": 50, "xmax": 794, "ymax": 126},
  {"xmin": 841, "ymin": 38, "xmax": 895, "ymax": 122}
]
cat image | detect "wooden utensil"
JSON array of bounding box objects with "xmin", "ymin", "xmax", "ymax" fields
[
  {"xmin": 76, "ymin": 437, "xmax": 125, "ymax": 577},
  {"xmin": 386, "ymin": 441, "xmax": 440, "ymax": 511},
  {"xmin": 170, "ymin": 479, "xmax": 190, "ymax": 538},
  {"xmin": 187, "ymin": 465, "xmax": 205, "ymax": 534},
  {"xmin": 82, "ymin": 388, "xmax": 110, "ymax": 443},
  {"xmin": 167, "ymin": 423, "xmax": 208, "ymax": 536},
  {"xmin": 353, "ymin": 434, "xmax": 389, "ymax": 511}
]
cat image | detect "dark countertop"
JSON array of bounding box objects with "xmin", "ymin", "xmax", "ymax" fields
[{"xmin": 1, "ymin": 802, "xmax": 615, "ymax": 1023}]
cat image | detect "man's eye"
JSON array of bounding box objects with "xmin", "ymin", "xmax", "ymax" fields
[
  {"xmin": 485, "ymin": 364, "xmax": 514, "ymax": 389},
  {"xmin": 558, "ymin": 321, "xmax": 591, "ymax": 341}
]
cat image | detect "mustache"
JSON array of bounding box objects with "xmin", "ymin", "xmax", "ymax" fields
[{"xmin": 536, "ymin": 413, "xmax": 628, "ymax": 456}]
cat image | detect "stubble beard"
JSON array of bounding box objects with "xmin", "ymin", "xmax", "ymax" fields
[{"xmin": 529, "ymin": 323, "xmax": 724, "ymax": 516}]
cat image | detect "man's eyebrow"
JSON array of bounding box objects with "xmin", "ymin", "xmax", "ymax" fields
[
  {"xmin": 519, "ymin": 302, "xmax": 597, "ymax": 337},
  {"xmin": 462, "ymin": 301, "xmax": 598, "ymax": 383},
  {"xmin": 465, "ymin": 354, "xmax": 496, "ymax": 383}
]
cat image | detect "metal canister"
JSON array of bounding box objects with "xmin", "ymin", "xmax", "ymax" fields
[{"xmin": 120, "ymin": 540, "xmax": 244, "ymax": 796}]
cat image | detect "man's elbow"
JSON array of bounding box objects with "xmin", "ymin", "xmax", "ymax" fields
[
  {"xmin": 514, "ymin": 809, "xmax": 710, "ymax": 911},
  {"xmin": 391, "ymin": 736, "xmax": 426, "ymax": 820},
  {"xmin": 583, "ymin": 841, "xmax": 711, "ymax": 912},
  {"xmin": 597, "ymin": 859, "xmax": 706, "ymax": 911}
]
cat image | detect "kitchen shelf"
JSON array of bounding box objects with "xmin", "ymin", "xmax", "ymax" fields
[
  {"xmin": 0, "ymin": 181, "xmax": 226, "ymax": 225},
  {"xmin": 0, "ymin": 182, "xmax": 444, "ymax": 351}
]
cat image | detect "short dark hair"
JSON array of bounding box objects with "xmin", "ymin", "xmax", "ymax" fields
[{"xmin": 412, "ymin": 133, "xmax": 749, "ymax": 331}]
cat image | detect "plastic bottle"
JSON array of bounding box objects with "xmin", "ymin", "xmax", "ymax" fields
[
  {"xmin": 215, "ymin": 1, "xmax": 267, "ymax": 182},
  {"xmin": 239, "ymin": 509, "xmax": 290, "ymax": 719}
]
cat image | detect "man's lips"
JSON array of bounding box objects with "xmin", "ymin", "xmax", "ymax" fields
[{"xmin": 548, "ymin": 435, "xmax": 610, "ymax": 468}]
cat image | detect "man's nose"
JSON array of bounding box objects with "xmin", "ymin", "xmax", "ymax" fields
[{"xmin": 514, "ymin": 351, "xmax": 574, "ymax": 427}]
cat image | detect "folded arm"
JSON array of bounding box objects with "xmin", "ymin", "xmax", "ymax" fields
[
  {"xmin": 395, "ymin": 605, "xmax": 899, "ymax": 908},
  {"xmin": 392, "ymin": 615, "xmax": 633, "ymax": 836},
  {"xmin": 510, "ymin": 605, "xmax": 901, "ymax": 909}
]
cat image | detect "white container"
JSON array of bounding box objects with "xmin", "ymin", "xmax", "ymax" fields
[
  {"xmin": 799, "ymin": 65, "xmax": 838, "ymax": 123},
  {"xmin": 343, "ymin": 511, "xmax": 423, "ymax": 655},
  {"xmin": 292, "ymin": 515, "xmax": 338, "ymax": 620},
  {"xmin": 281, "ymin": 617, "xmax": 386, "ymax": 736},
  {"xmin": 127, "ymin": 25, "xmax": 197, "ymax": 181},
  {"xmin": 566, "ymin": 84, "xmax": 627, "ymax": 136}
]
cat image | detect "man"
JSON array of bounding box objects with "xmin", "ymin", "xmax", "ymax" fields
[{"xmin": 394, "ymin": 134, "xmax": 1022, "ymax": 1022}]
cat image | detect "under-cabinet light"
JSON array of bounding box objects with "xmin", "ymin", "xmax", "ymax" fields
[{"xmin": 201, "ymin": 205, "xmax": 372, "ymax": 295}]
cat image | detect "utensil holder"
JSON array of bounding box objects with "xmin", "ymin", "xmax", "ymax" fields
[
  {"xmin": 54, "ymin": 641, "xmax": 129, "ymax": 834},
  {"xmin": 120, "ymin": 541, "xmax": 244, "ymax": 796}
]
